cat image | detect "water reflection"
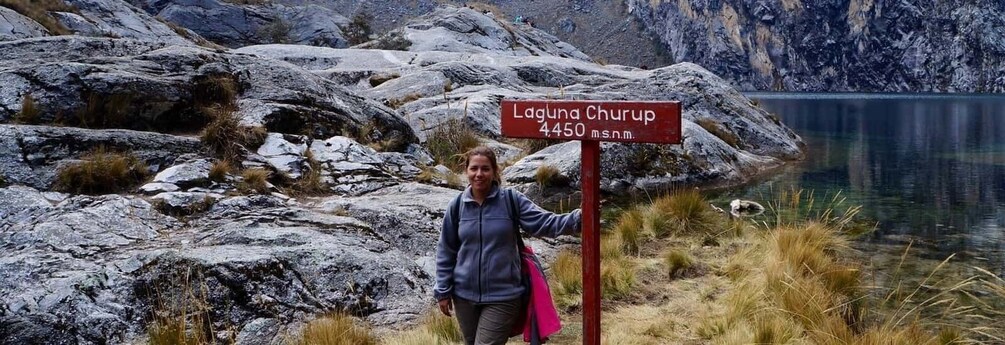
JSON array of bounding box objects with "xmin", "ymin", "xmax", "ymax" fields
[{"xmin": 723, "ymin": 94, "xmax": 1005, "ymax": 275}]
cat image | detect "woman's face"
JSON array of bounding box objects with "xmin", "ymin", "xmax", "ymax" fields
[{"xmin": 466, "ymin": 155, "xmax": 494, "ymax": 193}]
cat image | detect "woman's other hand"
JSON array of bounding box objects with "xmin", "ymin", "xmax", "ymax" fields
[{"xmin": 438, "ymin": 298, "xmax": 453, "ymax": 317}]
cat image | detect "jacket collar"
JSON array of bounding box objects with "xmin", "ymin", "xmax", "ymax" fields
[{"xmin": 461, "ymin": 183, "xmax": 500, "ymax": 203}]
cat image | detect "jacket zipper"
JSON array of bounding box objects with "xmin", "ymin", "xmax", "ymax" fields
[{"xmin": 477, "ymin": 204, "xmax": 484, "ymax": 303}]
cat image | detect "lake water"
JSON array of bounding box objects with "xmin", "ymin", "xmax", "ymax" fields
[{"xmin": 719, "ymin": 93, "xmax": 1005, "ymax": 276}]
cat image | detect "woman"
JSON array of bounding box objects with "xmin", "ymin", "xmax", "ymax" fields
[{"xmin": 435, "ymin": 146, "xmax": 582, "ymax": 345}]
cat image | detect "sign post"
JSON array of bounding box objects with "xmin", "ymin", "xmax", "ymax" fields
[{"xmin": 501, "ymin": 100, "xmax": 682, "ymax": 345}]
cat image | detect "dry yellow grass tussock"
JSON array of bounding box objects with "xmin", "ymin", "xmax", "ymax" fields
[
  {"xmin": 613, "ymin": 209, "xmax": 645, "ymax": 256},
  {"xmin": 295, "ymin": 314, "xmax": 376, "ymax": 345},
  {"xmin": 696, "ymin": 118, "xmax": 741, "ymax": 149},
  {"xmin": 425, "ymin": 118, "xmax": 480, "ymax": 171},
  {"xmin": 208, "ymin": 160, "xmax": 232, "ymax": 182},
  {"xmin": 534, "ymin": 164, "xmax": 563, "ymax": 188},
  {"xmin": 284, "ymin": 149, "xmax": 329, "ymax": 197},
  {"xmin": 381, "ymin": 329, "xmax": 449, "ymax": 345},
  {"xmin": 55, "ymin": 147, "xmax": 150, "ymax": 195},
  {"xmin": 646, "ymin": 188, "xmax": 721, "ymax": 237},
  {"xmin": 238, "ymin": 168, "xmax": 270, "ymax": 194},
  {"xmin": 200, "ymin": 106, "xmax": 267, "ymax": 162},
  {"xmin": 14, "ymin": 94, "xmax": 40, "ymax": 124}
]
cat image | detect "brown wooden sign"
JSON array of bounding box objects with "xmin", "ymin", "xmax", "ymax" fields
[
  {"xmin": 500, "ymin": 98, "xmax": 684, "ymax": 345},
  {"xmin": 501, "ymin": 100, "xmax": 682, "ymax": 144}
]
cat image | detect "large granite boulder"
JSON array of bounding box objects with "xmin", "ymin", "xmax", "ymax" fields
[
  {"xmin": 238, "ymin": 41, "xmax": 803, "ymax": 195},
  {"xmin": 0, "ymin": 37, "xmax": 417, "ymax": 151},
  {"xmin": 56, "ymin": 0, "xmax": 196, "ymax": 45},
  {"xmin": 0, "ymin": 125, "xmax": 202, "ymax": 190},
  {"xmin": 0, "ymin": 185, "xmax": 457, "ymax": 344},
  {"xmin": 0, "ymin": 192, "xmax": 179, "ymax": 344},
  {"xmin": 0, "ymin": 6, "xmax": 49, "ymax": 41},
  {"xmin": 150, "ymin": 158, "xmax": 213, "ymax": 189},
  {"xmin": 359, "ymin": 5, "xmax": 592, "ymax": 62},
  {"xmin": 129, "ymin": 0, "xmax": 349, "ymax": 48}
]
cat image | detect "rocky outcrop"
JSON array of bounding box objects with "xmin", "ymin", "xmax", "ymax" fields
[
  {"xmin": 625, "ymin": 0, "xmax": 1005, "ymax": 92},
  {"xmin": 360, "ymin": 6, "xmax": 592, "ymax": 62},
  {"xmin": 0, "ymin": 186, "xmax": 447, "ymax": 344},
  {"xmin": 0, "ymin": 3, "xmax": 807, "ymax": 344},
  {"xmin": 322, "ymin": 0, "xmax": 673, "ymax": 70},
  {"xmin": 56, "ymin": 0, "xmax": 196, "ymax": 45},
  {"xmin": 128, "ymin": 0, "xmax": 349, "ymax": 48},
  {"xmin": 250, "ymin": 132, "xmax": 425, "ymax": 196},
  {"xmin": 238, "ymin": 6, "xmax": 803, "ymax": 193},
  {"xmin": 0, "ymin": 125, "xmax": 202, "ymax": 189},
  {"xmin": 0, "ymin": 36, "xmax": 417, "ymax": 149},
  {"xmin": 1, "ymin": 0, "xmax": 198, "ymax": 44},
  {"xmin": 321, "ymin": 0, "xmax": 1005, "ymax": 92},
  {"xmin": 0, "ymin": 6, "xmax": 48, "ymax": 41}
]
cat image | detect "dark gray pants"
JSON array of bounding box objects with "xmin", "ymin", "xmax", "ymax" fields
[{"xmin": 453, "ymin": 297, "xmax": 522, "ymax": 345}]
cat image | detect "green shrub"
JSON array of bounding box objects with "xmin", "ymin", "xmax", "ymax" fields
[
  {"xmin": 368, "ymin": 30, "xmax": 411, "ymax": 51},
  {"xmin": 13, "ymin": 94, "xmax": 41, "ymax": 124},
  {"xmin": 425, "ymin": 118, "xmax": 480, "ymax": 171},
  {"xmin": 696, "ymin": 118, "xmax": 740, "ymax": 148},
  {"xmin": 259, "ymin": 17, "xmax": 292, "ymax": 44},
  {"xmin": 343, "ymin": 12, "xmax": 373, "ymax": 46},
  {"xmin": 54, "ymin": 147, "xmax": 149, "ymax": 195}
]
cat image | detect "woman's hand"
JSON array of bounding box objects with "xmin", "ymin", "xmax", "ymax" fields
[{"xmin": 438, "ymin": 298, "xmax": 453, "ymax": 317}]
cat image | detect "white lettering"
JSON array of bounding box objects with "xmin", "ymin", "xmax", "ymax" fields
[
  {"xmin": 539, "ymin": 122, "xmax": 550, "ymax": 136},
  {"xmin": 519, "ymin": 105, "xmax": 586, "ymax": 124},
  {"xmin": 588, "ymin": 129, "xmax": 634, "ymax": 140}
]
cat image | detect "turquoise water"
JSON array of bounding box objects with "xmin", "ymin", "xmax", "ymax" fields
[{"xmin": 718, "ymin": 93, "xmax": 1005, "ymax": 276}]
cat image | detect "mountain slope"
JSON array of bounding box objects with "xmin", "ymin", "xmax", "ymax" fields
[{"xmin": 626, "ymin": 0, "xmax": 1005, "ymax": 92}]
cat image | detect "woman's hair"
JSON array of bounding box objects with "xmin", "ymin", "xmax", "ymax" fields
[{"xmin": 462, "ymin": 146, "xmax": 502, "ymax": 185}]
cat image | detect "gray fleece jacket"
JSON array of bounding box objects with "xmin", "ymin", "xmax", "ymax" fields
[{"xmin": 434, "ymin": 185, "xmax": 582, "ymax": 303}]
